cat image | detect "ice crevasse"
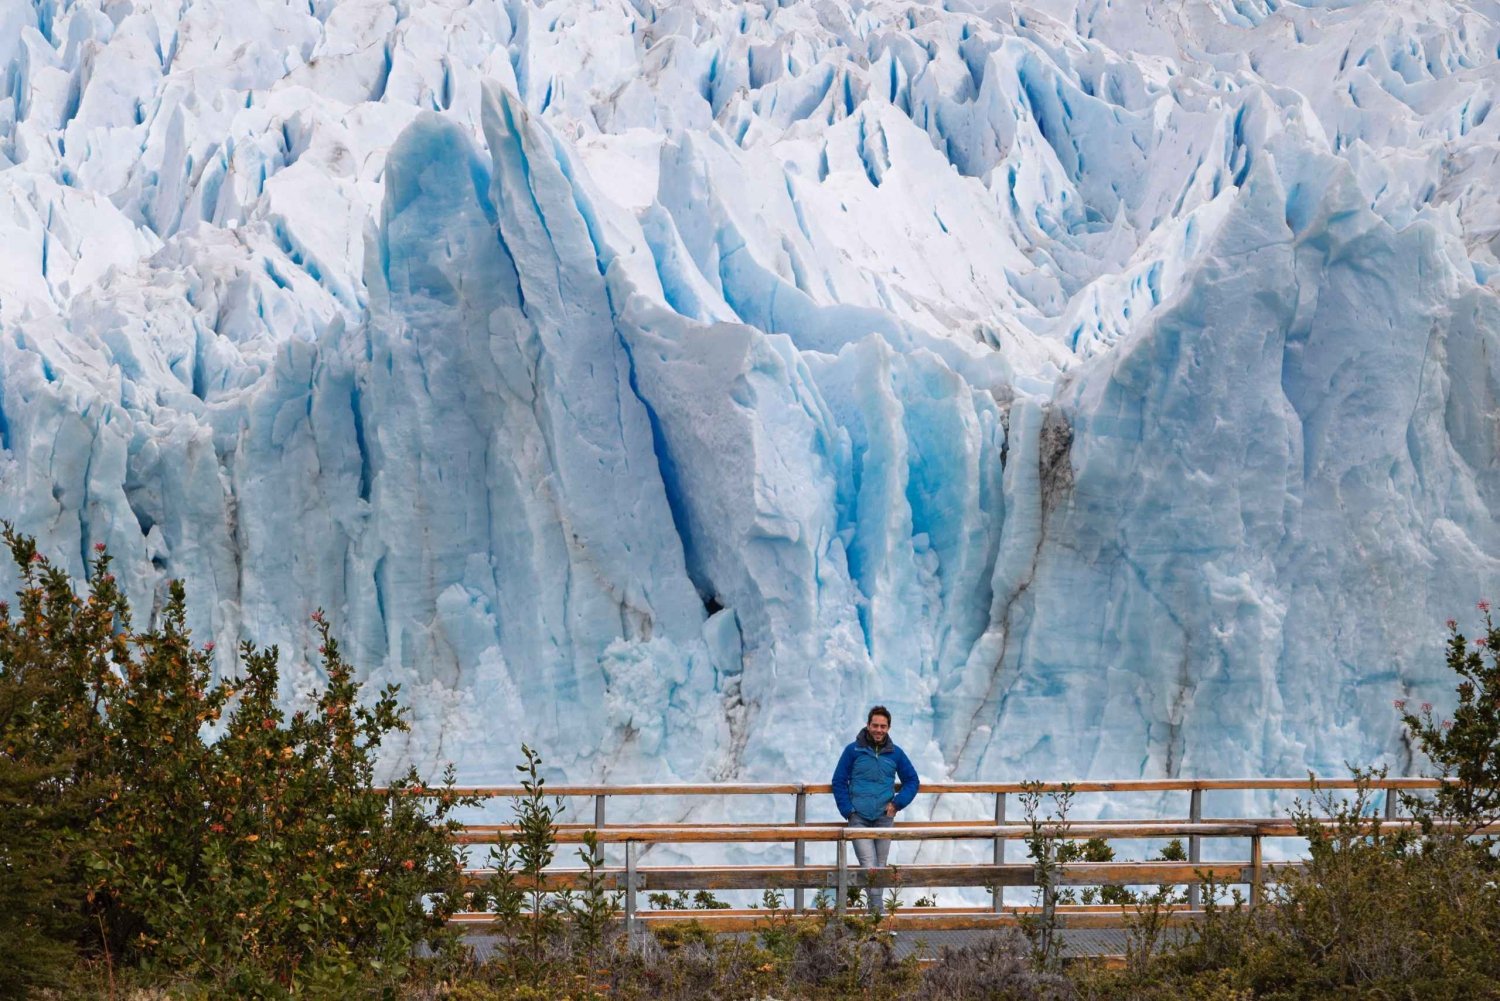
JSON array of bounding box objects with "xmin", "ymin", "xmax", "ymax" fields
[{"xmin": 0, "ymin": 0, "xmax": 1496, "ymax": 798}]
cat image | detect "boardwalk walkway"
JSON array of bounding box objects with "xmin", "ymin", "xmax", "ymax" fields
[{"xmin": 461, "ymin": 925, "xmax": 1182, "ymax": 962}]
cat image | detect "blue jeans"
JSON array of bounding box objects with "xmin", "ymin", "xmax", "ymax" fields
[{"xmin": 848, "ymin": 812, "xmax": 894, "ymax": 915}]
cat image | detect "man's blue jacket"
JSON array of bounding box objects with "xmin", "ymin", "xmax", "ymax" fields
[{"xmin": 831, "ymin": 728, "xmax": 920, "ymax": 820}]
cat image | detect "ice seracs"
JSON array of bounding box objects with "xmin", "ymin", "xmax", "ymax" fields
[{"xmin": 0, "ymin": 0, "xmax": 1496, "ymax": 794}]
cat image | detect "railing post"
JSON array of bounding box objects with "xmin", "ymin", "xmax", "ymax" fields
[
  {"xmin": 835, "ymin": 836, "xmax": 847, "ymax": 917},
  {"xmin": 793, "ymin": 785, "xmax": 808, "ymax": 913},
  {"xmin": 1188, "ymin": 785, "xmax": 1203, "ymax": 909},
  {"xmin": 1041, "ymin": 868, "xmax": 1056, "ymax": 932},
  {"xmin": 1249, "ymin": 833, "xmax": 1262, "ymax": 908},
  {"xmin": 624, "ymin": 840, "xmax": 639, "ymax": 947},
  {"xmin": 595, "ymin": 793, "xmax": 607, "ymax": 865},
  {"xmin": 993, "ymin": 791, "xmax": 1007, "ymax": 913},
  {"xmin": 1384, "ymin": 782, "xmax": 1399, "ymax": 821}
]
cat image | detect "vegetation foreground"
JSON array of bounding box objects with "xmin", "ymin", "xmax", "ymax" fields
[{"xmin": 1, "ymin": 528, "xmax": 1497, "ymax": 1000}]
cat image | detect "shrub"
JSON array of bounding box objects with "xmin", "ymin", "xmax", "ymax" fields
[
  {"xmin": 647, "ymin": 890, "xmax": 730, "ymax": 910},
  {"xmin": 1165, "ymin": 773, "xmax": 1500, "ymax": 997},
  {"xmin": 1399, "ymin": 603, "xmax": 1500, "ymax": 834},
  {"xmin": 0, "ymin": 527, "xmax": 475, "ymax": 996},
  {"xmin": 0, "ymin": 752, "xmax": 80, "ymax": 998},
  {"xmin": 918, "ymin": 930, "xmax": 1076, "ymax": 1001},
  {"xmin": 484, "ymin": 744, "xmax": 566, "ymax": 985},
  {"xmin": 1017, "ymin": 781, "xmax": 1074, "ymax": 970},
  {"xmin": 1097, "ymin": 603, "xmax": 1500, "ymax": 1000},
  {"xmin": 0, "ymin": 530, "xmax": 137, "ymax": 991}
]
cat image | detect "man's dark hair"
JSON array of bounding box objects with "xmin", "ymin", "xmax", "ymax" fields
[{"xmin": 867, "ymin": 705, "xmax": 892, "ymax": 724}]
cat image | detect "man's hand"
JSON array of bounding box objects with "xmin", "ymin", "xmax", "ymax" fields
[{"xmin": 884, "ymin": 802, "xmax": 897, "ymax": 818}]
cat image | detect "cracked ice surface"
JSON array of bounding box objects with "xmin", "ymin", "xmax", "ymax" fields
[{"xmin": 0, "ymin": 0, "xmax": 1497, "ymax": 796}]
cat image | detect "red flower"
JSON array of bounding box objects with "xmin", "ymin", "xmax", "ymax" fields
[
  {"xmin": 310, "ymin": 610, "xmax": 326, "ymax": 624},
  {"xmin": 1476, "ymin": 636, "xmax": 1489, "ymax": 648},
  {"xmin": 28, "ymin": 553, "xmax": 43, "ymax": 563},
  {"xmin": 1479, "ymin": 599, "xmax": 1491, "ymax": 612},
  {"xmin": 1441, "ymin": 719, "xmax": 1454, "ymax": 730},
  {"xmin": 1446, "ymin": 619, "xmax": 1457, "ymax": 630},
  {"xmin": 1421, "ymin": 702, "xmax": 1433, "ymax": 713},
  {"xmin": 210, "ymin": 822, "xmax": 227, "ymax": 833},
  {"xmin": 93, "ymin": 542, "xmax": 107, "ymax": 552},
  {"xmin": 204, "ymin": 641, "xmax": 215, "ymax": 653},
  {"xmin": 261, "ymin": 718, "xmax": 276, "ymax": 730},
  {"xmin": 1392, "ymin": 698, "xmax": 1408, "ymax": 710},
  {"xmin": 401, "ymin": 859, "xmax": 416, "ymax": 871}
]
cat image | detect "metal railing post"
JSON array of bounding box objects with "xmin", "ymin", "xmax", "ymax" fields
[
  {"xmin": 1249, "ymin": 833, "xmax": 1262, "ymax": 908},
  {"xmin": 835, "ymin": 837, "xmax": 848, "ymax": 917},
  {"xmin": 624, "ymin": 840, "xmax": 639, "ymax": 947},
  {"xmin": 793, "ymin": 785, "xmax": 808, "ymax": 913},
  {"xmin": 1041, "ymin": 868, "xmax": 1056, "ymax": 931},
  {"xmin": 993, "ymin": 791, "xmax": 1006, "ymax": 912},
  {"xmin": 1188, "ymin": 786, "xmax": 1203, "ymax": 908},
  {"xmin": 1384, "ymin": 782, "xmax": 1399, "ymax": 821},
  {"xmin": 595, "ymin": 793, "xmax": 607, "ymax": 865}
]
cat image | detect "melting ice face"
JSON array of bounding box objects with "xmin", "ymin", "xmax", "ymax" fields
[{"xmin": 0, "ymin": 0, "xmax": 1496, "ymax": 789}]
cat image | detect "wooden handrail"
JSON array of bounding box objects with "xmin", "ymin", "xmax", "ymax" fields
[
  {"xmin": 456, "ymin": 814, "xmax": 1432, "ymax": 836},
  {"xmin": 453, "ymin": 817, "xmax": 1493, "ymax": 846},
  {"xmin": 475, "ymin": 819, "xmax": 1010, "ymax": 832},
  {"xmin": 398, "ymin": 776, "xmax": 1450, "ymax": 797},
  {"xmin": 456, "ymin": 860, "xmax": 1286, "ymax": 892},
  {"xmin": 458, "ymin": 821, "xmax": 1261, "ymax": 845}
]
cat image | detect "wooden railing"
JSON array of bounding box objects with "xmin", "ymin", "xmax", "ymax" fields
[{"xmin": 421, "ymin": 776, "xmax": 1461, "ymax": 936}]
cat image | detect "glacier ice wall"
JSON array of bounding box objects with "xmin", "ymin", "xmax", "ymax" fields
[{"xmin": 0, "ymin": 0, "xmax": 1497, "ymax": 786}]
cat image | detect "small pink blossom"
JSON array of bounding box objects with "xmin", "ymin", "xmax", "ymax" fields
[
  {"xmin": 310, "ymin": 609, "xmax": 325, "ymax": 624},
  {"xmin": 1479, "ymin": 599, "xmax": 1491, "ymax": 612},
  {"xmin": 28, "ymin": 553, "xmax": 43, "ymax": 563},
  {"xmin": 101, "ymin": 574, "xmax": 114, "ymax": 584},
  {"xmin": 1421, "ymin": 702, "xmax": 1434, "ymax": 713},
  {"xmin": 203, "ymin": 641, "xmax": 215, "ymax": 653},
  {"xmin": 1476, "ymin": 636, "xmax": 1489, "ymax": 648},
  {"xmin": 1393, "ymin": 698, "xmax": 1408, "ymax": 710},
  {"xmin": 93, "ymin": 542, "xmax": 107, "ymax": 553},
  {"xmin": 1446, "ymin": 619, "xmax": 1458, "ymax": 630},
  {"xmin": 1441, "ymin": 719, "xmax": 1454, "ymax": 730}
]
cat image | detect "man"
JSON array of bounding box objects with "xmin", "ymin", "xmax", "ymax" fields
[{"xmin": 830, "ymin": 705, "xmax": 920, "ymax": 916}]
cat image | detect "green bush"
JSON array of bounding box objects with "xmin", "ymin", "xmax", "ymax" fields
[
  {"xmin": 484, "ymin": 744, "xmax": 566, "ymax": 986},
  {"xmin": 1137, "ymin": 774, "xmax": 1498, "ymax": 998},
  {"xmin": 0, "ymin": 527, "xmax": 475, "ymax": 997},
  {"xmin": 1399, "ymin": 603, "xmax": 1500, "ymax": 833},
  {"xmin": 0, "ymin": 751, "xmax": 80, "ymax": 998},
  {"xmin": 1089, "ymin": 603, "xmax": 1500, "ymax": 1000}
]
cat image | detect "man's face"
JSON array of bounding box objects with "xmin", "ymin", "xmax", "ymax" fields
[{"xmin": 867, "ymin": 715, "xmax": 890, "ymax": 740}]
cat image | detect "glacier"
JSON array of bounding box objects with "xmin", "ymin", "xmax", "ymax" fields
[{"xmin": 0, "ymin": 0, "xmax": 1497, "ymax": 798}]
